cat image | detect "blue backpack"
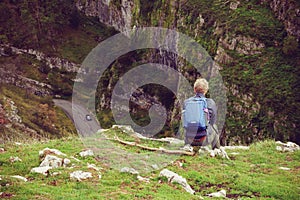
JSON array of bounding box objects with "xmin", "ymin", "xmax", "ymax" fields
[{"xmin": 183, "ymin": 96, "xmax": 209, "ymax": 134}]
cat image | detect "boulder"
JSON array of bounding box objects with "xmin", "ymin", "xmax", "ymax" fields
[
  {"xmin": 120, "ymin": 167, "xmax": 139, "ymax": 175},
  {"xmin": 159, "ymin": 169, "xmax": 195, "ymax": 195},
  {"xmin": 79, "ymin": 149, "xmax": 94, "ymax": 157},
  {"xmin": 87, "ymin": 163, "xmax": 101, "ymax": 171},
  {"xmin": 30, "ymin": 166, "xmax": 52, "ymax": 176},
  {"xmin": 40, "ymin": 155, "xmax": 63, "ymax": 168},
  {"xmin": 0, "ymin": 148, "xmax": 4, "ymax": 153},
  {"xmin": 70, "ymin": 171, "xmax": 92, "ymax": 181},
  {"xmin": 207, "ymin": 189, "xmax": 226, "ymax": 198},
  {"xmin": 137, "ymin": 175, "xmax": 150, "ymax": 183},
  {"xmin": 11, "ymin": 175, "xmax": 27, "ymax": 182},
  {"xmin": 276, "ymin": 141, "xmax": 300, "ymax": 152},
  {"xmin": 39, "ymin": 148, "xmax": 66, "ymax": 157}
]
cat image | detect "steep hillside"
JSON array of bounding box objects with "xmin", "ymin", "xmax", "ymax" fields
[{"xmin": 78, "ymin": 0, "xmax": 300, "ymax": 144}]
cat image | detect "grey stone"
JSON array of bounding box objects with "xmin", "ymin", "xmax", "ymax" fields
[
  {"xmin": 207, "ymin": 189, "xmax": 226, "ymax": 198},
  {"xmin": 30, "ymin": 166, "xmax": 52, "ymax": 176},
  {"xmin": 79, "ymin": 149, "xmax": 94, "ymax": 157},
  {"xmin": 159, "ymin": 169, "xmax": 195, "ymax": 195},
  {"xmin": 120, "ymin": 167, "xmax": 139, "ymax": 175},
  {"xmin": 70, "ymin": 171, "xmax": 92, "ymax": 181}
]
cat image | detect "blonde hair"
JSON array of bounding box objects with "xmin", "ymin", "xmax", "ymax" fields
[{"xmin": 194, "ymin": 78, "xmax": 209, "ymax": 94}]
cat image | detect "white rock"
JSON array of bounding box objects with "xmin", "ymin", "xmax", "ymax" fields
[
  {"xmin": 0, "ymin": 148, "xmax": 5, "ymax": 152},
  {"xmin": 87, "ymin": 163, "xmax": 101, "ymax": 171},
  {"xmin": 229, "ymin": 152, "xmax": 240, "ymax": 155},
  {"xmin": 70, "ymin": 171, "xmax": 92, "ymax": 181},
  {"xmin": 31, "ymin": 166, "xmax": 52, "ymax": 175},
  {"xmin": 70, "ymin": 156, "xmax": 81, "ymax": 162},
  {"xmin": 15, "ymin": 142, "xmax": 22, "ymax": 146},
  {"xmin": 63, "ymin": 158, "xmax": 71, "ymax": 167},
  {"xmin": 52, "ymin": 172, "xmax": 62, "ymax": 176},
  {"xmin": 279, "ymin": 167, "xmax": 291, "ymax": 171},
  {"xmin": 276, "ymin": 141, "xmax": 300, "ymax": 152},
  {"xmin": 11, "ymin": 175, "xmax": 27, "ymax": 182},
  {"xmin": 137, "ymin": 175, "xmax": 150, "ymax": 183},
  {"xmin": 151, "ymin": 164, "xmax": 159, "ymax": 170},
  {"xmin": 230, "ymin": 1, "xmax": 240, "ymax": 10},
  {"xmin": 79, "ymin": 149, "xmax": 94, "ymax": 157},
  {"xmin": 120, "ymin": 167, "xmax": 139, "ymax": 175},
  {"xmin": 159, "ymin": 169, "xmax": 195, "ymax": 195},
  {"xmin": 9, "ymin": 156, "xmax": 22, "ymax": 163},
  {"xmin": 39, "ymin": 148, "xmax": 66, "ymax": 157},
  {"xmin": 40, "ymin": 155, "xmax": 62, "ymax": 168},
  {"xmin": 207, "ymin": 189, "xmax": 226, "ymax": 198}
]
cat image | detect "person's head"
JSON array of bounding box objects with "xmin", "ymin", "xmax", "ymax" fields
[{"xmin": 194, "ymin": 78, "xmax": 209, "ymax": 94}]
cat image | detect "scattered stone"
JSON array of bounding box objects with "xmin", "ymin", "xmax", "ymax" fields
[
  {"xmin": 40, "ymin": 155, "xmax": 63, "ymax": 168},
  {"xmin": 180, "ymin": 144, "xmax": 194, "ymax": 152},
  {"xmin": 230, "ymin": 1, "xmax": 240, "ymax": 10},
  {"xmin": 70, "ymin": 171, "xmax": 92, "ymax": 181},
  {"xmin": 276, "ymin": 141, "xmax": 300, "ymax": 152},
  {"xmin": 15, "ymin": 142, "xmax": 22, "ymax": 146},
  {"xmin": 11, "ymin": 175, "xmax": 27, "ymax": 182},
  {"xmin": 52, "ymin": 172, "xmax": 62, "ymax": 176},
  {"xmin": 30, "ymin": 166, "xmax": 52, "ymax": 176},
  {"xmin": 0, "ymin": 148, "xmax": 5, "ymax": 153},
  {"xmin": 159, "ymin": 169, "xmax": 195, "ymax": 195},
  {"xmin": 87, "ymin": 163, "xmax": 101, "ymax": 171},
  {"xmin": 279, "ymin": 167, "xmax": 291, "ymax": 171},
  {"xmin": 207, "ymin": 189, "xmax": 226, "ymax": 198},
  {"xmin": 120, "ymin": 167, "xmax": 139, "ymax": 175},
  {"xmin": 199, "ymin": 147, "xmax": 230, "ymax": 159},
  {"xmin": 9, "ymin": 156, "xmax": 22, "ymax": 163},
  {"xmin": 70, "ymin": 156, "xmax": 81, "ymax": 162},
  {"xmin": 151, "ymin": 164, "xmax": 159, "ymax": 170},
  {"xmin": 39, "ymin": 148, "xmax": 66, "ymax": 157},
  {"xmin": 229, "ymin": 152, "xmax": 240, "ymax": 155},
  {"xmin": 98, "ymin": 173, "xmax": 102, "ymax": 179},
  {"xmin": 79, "ymin": 149, "xmax": 94, "ymax": 157},
  {"xmin": 63, "ymin": 158, "xmax": 71, "ymax": 167},
  {"xmin": 137, "ymin": 175, "xmax": 150, "ymax": 183}
]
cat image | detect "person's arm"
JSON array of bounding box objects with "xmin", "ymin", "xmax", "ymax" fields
[{"xmin": 206, "ymin": 98, "xmax": 217, "ymax": 125}]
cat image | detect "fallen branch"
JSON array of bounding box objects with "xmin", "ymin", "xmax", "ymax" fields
[{"xmin": 111, "ymin": 136, "xmax": 195, "ymax": 156}]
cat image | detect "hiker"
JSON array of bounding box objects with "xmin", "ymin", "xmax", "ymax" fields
[{"xmin": 182, "ymin": 78, "xmax": 220, "ymax": 150}]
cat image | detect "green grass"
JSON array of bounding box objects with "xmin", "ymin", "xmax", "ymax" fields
[{"xmin": 0, "ymin": 130, "xmax": 299, "ymax": 199}]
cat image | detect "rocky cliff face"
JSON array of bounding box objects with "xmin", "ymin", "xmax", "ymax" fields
[
  {"xmin": 261, "ymin": 0, "xmax": 300, "ymax": 40},
  {"xmin": 74, "ymin": 0, "xmax": 299, "ymax": 144},
  {"xmin": 76, "ymin": 0, "xmax": 134, "ymax": 32}
]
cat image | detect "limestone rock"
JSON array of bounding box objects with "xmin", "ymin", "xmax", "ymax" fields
[
  {"xmin": 230, "ymin": 1, "xmax": 240, "ymax": 10},
  {"xmin": 9, "ymin": 156, "xmax": 22, "ymax": 163},
  {"xmin": 11, "ymin": 175, "xmax": 27, "ymax": 182},
  {"xmin": 120, "ymin": 167, "xmax": 139, "ymax": 175},
  {"xmin": 137, "ymin": 175, "xmax": 150, "ymax": 183},
  {"xmin": 159, "ymin": 169, "xmax": 195, "ymax": 195},
  {"xmin": 40, "ymin": 155, "xmax": 63, "ymax": 168},
  {"xmin": 276, "ymin": 141, "xmax": 300, "ymax": 152},
  {"xmin": 70, "ymin": 171, "xmax": 92, "ymax": 181},
  {"xmin": 30, "ymin": 166, "xmax": 52, "ymax": 176},
  {"xmin": 207, "ymin": 189, "xmax": 226, "ymax": 198},
  {"xmin": 87, "ymin": 163, "xmax": 101, "ymax": 171},
  {"xmin": 0, "ymin": 148, "xmax": 5, "ymax": 153},
  {"xmin": 79, "ymin": 149, "xmax": 94, "ymax": 157},
  {"xmin": 39, "ymin": 148, "xmax": 66, "ymax": 157},
  {"xmin": 279, "ymin": 167, "xmax": 290, "ymax": 171}
]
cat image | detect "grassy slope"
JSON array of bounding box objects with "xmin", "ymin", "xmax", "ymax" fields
[{"xmin": 0, "ymin": 129, "xmax": 299, "ymax": 199}]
